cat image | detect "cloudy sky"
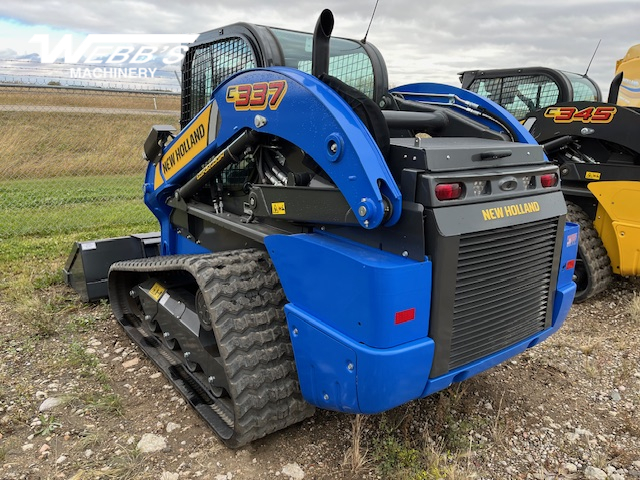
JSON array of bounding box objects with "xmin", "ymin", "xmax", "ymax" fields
[{"xmin": 1, "ymin": 0, "xmax": 639, "ymax": 94}]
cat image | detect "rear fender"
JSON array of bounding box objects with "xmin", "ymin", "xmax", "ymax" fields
[{"xmin": 589, "ymin": 181, "xmax": 640, "ymax": 275}]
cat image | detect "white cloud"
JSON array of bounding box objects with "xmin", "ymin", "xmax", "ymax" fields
[{"xmin": 1, "ymin": 0, "xmax": 639, "ymax": 96}]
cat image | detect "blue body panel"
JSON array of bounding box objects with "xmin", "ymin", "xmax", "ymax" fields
[
  {"xmin": 267, "ymin": 222, "xmax": 579, "ymax": 414},
  {"xmin": 264, "ymin": 232, "xmax": 432, "ymax": 349}
]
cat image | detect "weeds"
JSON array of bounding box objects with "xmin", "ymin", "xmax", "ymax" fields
[
  {"xmin": 365, "ymin": 388, "xmax": 481, "ymax": 479},
  {"xmin": 489, "ymin": 391, "xmax": 509, "ymax": 445},
  {"xmin": 373, "ymin": 434, "xmax": 421, "ymax": 478},
  {"xmin": 627, "ymin": 293, "xmax": 640, "ymax": 323},
  {"xmin": 33, "ymin": 269, "xmax": 65, "ymax": 290},
  {"xmin": 583, "ymin": 357, "xmax": 600, "ymax": 379},
  {"xmin": 344, "ymin": 414, "xmax": 368, "ymax": 472},
  {"xmin": 67, "ymin": 301, "xmax": 111, "ymax": 334},
  {"xmin": 614, "ymin": 358, "xmax": 636, "ymax": 386},
  {"xmin": 579, "ymin": 341, "xmax": 601, "ymax": 356},
  {"xmin": 67, "ymin": 342, "xmax": 99, "ymax": 375},
  {"xmin": 67, "ymin": 441, "xmax": 151, "ymax": 480},
  {"xmin": 83, "ymin": 392, "xmax": 124, "ymax": 416},
  {"xmin": 36, "ymin": 414, "xmax": 62, "ymax": 436}
]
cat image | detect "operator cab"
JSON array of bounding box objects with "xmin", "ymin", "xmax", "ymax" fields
[
  {"xmin": 460, "ymin": 67, "xmax": 601, "ymax": 120},
  {"xmin": 180, "ymin": 23, "xmax": 388, "ymax": 128}
]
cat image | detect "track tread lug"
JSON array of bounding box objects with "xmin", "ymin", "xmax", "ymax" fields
[{"xmin": 566, "ymin": 202, "xmax": 613, "ymax": 302}]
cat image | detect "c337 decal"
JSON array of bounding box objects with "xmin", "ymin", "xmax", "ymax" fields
[
  {"xmin": 482, "ymin": 201, "xmax": 540, "ymax": 221},
  {"xmin": 226, "ymin": 80, "xmax": 287, "ymax": 111},
  {"xmin": 544, "ymin": 106, "xmax": 617, "ymax": 124}
]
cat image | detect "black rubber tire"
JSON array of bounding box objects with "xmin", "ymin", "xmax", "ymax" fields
[{"xmin": 566, "ymin": 202, "xmax": 613, "ymax": 302}]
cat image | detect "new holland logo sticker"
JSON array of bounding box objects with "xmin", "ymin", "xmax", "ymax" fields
[
  {"xmin": 482, "ymin": 201, "xmax": 540, "ymax": 221},
  {"xmin": 154, "ymin": 104, "xmax": 212, "ymax": 188}
]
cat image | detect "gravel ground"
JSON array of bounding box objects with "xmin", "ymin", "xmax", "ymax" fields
[{"xmin": 1, "ymin": 277, "xmax": 639, "ymax": 479}]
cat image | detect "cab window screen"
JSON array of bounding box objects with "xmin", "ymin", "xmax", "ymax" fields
[
  {"xmin": 468, "ymin": 75, "xmax": 560, "ymax": 120},
  {"xmin": 564, "ymin": 72, "xmax": 599, "ymax": 102},
  {"xmin": 270, "ymin": 28, "xmax": 375, "ymax": 98},
  {"xmin": 182, "ymin": 37, "xmax": 256, "ymax": 126}
]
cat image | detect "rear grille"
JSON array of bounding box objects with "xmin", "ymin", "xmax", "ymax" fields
[{"xmin": 448, "ymin": 218, "xmax": 558, "ymax": 370}]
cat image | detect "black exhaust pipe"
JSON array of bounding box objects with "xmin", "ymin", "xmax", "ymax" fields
[
  {"xmin": 311, "ymin": 9, "xmax": 334, "ymax": 78},
  {"xmin": 608, "ymin": 72, "xmax": 623, "ymax": 104}
]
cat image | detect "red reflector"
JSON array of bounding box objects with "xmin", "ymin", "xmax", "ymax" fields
[
  {"xmin": 435, "ymin": 183, "xmax": 463, "ymax": 200},
  {"xmin": 540, "ymin": 173, "xmax": 558, "ymax": 188},
  {"xmin": 566, "ymin": 259, "xmax": 576, "ymax": 270},
  {"xmin": 395, "ymin": 308, "xmax": 416, "ymax": 325}
]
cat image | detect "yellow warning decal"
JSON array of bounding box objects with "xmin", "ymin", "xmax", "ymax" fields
[
  {"xmin": 585, "ymin": 171, "xmax": 601, "ymax": 180},
  {"xmin": 271, "ymin": 202, "xmax": 286, "ymax": 215},
  {"xmin": 154, "ymin": 104, "xmax": 212, "ymax": 189},
  {"xmin": 148, "ymin": 283, "xmax": 166, "ymax": 301},
  {"xmin": 482, "ymin": 201, "xmax": 540, "ymax": 221}
]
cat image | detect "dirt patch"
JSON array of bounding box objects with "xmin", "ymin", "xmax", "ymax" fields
[{"xmin": 1, "ymin": 278, "xmax": 639, "ymax": 479}]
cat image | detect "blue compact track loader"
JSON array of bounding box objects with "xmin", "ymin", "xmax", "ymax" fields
[{"xmin": 91, "ymin": 10, "xmax": 579, "ymax": 447}]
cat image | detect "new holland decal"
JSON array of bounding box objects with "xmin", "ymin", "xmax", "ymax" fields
[
  {"xmin": 226, "ymin": 80, "xmax": 287, "ymax": 111},
  {"xmin": 154, "ymin": 104, "xmax": 212, "ymax": 188},
  {"xmin": 544, "ymin": 106, "xmax": 617, "ymax": 124},
  {"xmin": 482, "ymin": 201, "xmax": 541, "ymax": 221}
]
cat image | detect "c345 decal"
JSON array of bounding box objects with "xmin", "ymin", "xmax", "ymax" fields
[
  {"xmin": 544, "ymin": 106, "xmax": 617, "ymax": 124},
  {"xmin": 226, "ymin": 80, "xmax": 287, "ymax": 111}
]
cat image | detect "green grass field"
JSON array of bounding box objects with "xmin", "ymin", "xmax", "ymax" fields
[
  {"xmin": 0, "ymin": 175, "xmax": 156, "ymax": 239},
  {"xmin": 0, "ymin": 90, "xmax": 175, "ymax": 241},
  {"xmin": 0, "ymin": 174, "xmax": 157, "ymax": 298},
  {"xmin": 0, "ymin": 92, "xmax": 163, "ymax": 294}
]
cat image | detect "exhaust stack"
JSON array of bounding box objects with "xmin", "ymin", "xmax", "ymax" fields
[{"xmin": 311, "ymin": 9, "xmax": 334, "ymax": 78}]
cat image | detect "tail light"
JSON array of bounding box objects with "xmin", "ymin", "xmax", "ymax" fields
[
  {"xmin": 435, "ymin": 183, "xmax": 464, "ymax": 201},
  {"xmin": 540, "ymin": 173, "xmax": 558, "ymax": 188}
]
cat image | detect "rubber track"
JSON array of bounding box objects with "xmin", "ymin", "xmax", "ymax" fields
[
  {"xmin": 109, "ymin": 249, "xmax": 315, "ymax": 447},
  {"xmin": 566, "ymin": 202, "xmax": 613, "ymax": 302}
]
